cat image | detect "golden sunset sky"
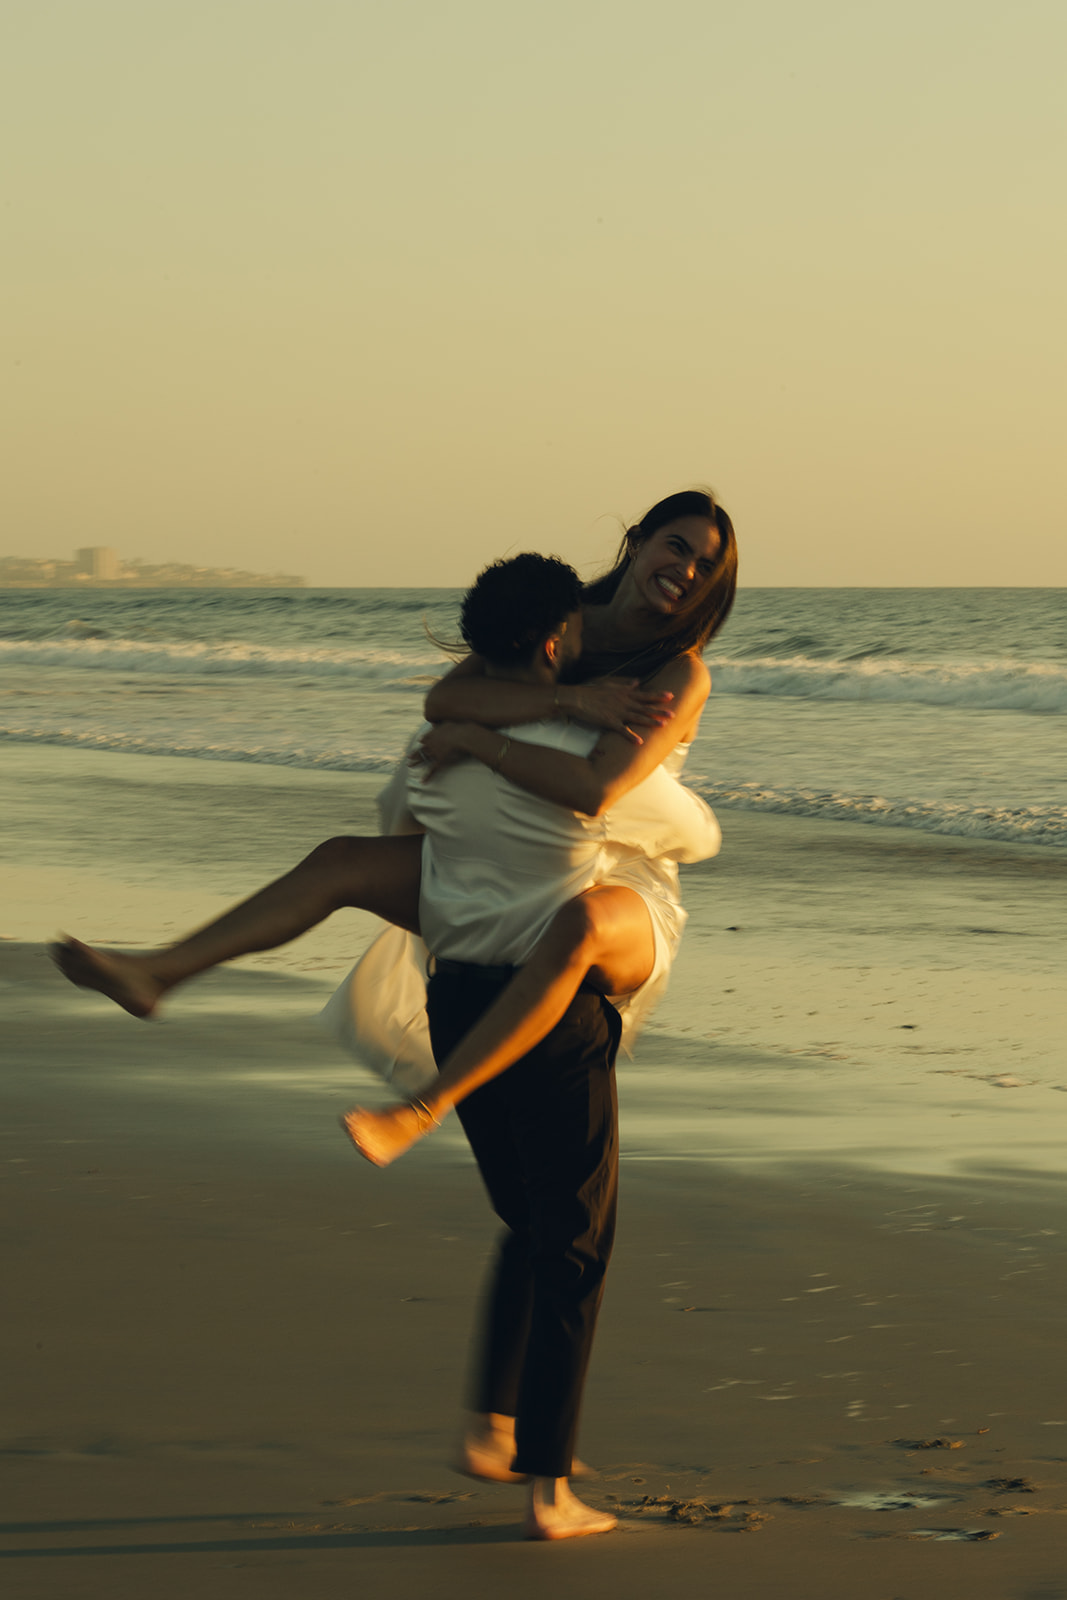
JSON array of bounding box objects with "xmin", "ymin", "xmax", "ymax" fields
[{"xmin": 3, "ymin": 1, "xmax": 1064, "ymax": 585}]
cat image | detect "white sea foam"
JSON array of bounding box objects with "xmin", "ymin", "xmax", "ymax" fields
[
  {"xmin": 687, "ymin": 777, "xmax": 1067, "ymax": 848},
  {"xmin": 0, "ymin": 636, "xmax": 447, "ymax": 681},
  {"xmin": 0, "ymin": 727, "xmax": 397, "ymax": 774},
  {"xmin": 706, "ymin": 655, "xmax": 1067, "ymax": 715},
  {"xmin": 4, "ymin": 726, "xmax": 1063, "ymax": 848}
]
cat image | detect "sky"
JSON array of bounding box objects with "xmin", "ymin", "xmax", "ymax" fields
[{"xmin": 3, "ymin": 0, "xmax": 1064, "ymax": 586}]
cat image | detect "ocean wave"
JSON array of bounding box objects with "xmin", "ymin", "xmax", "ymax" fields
[
  {"xmin": 0, "ymin": 635, "xmax": 448, "ymax": 682},
  {"xmin": 705, "ymin": 655, "xmax": 1067, "ymax": 714},
  {"xmin": 0, "ymin": 726, "xmax": 398, "ymax": 774},
  {"xmin": 4, "ymin": 634, "xmax": 1066, "ymax": 713},
  {"xmin": 687, "ymin": 777, "xmax": 1067, "ymax": 848}
]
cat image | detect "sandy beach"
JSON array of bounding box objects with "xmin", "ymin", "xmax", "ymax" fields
[{"xmin": 3, "ymin": 746, "xmax": 1067, "ymax": 1598}]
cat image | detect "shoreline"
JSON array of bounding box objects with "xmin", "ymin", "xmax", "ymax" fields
[{"xmin": 3, "ymin": 734, "xmax": 1065, "ymax": 851}]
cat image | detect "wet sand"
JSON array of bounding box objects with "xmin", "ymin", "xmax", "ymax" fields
[{"xmin": 2, "ymin": 746, "xmax": 1067, "ymax": 1596}]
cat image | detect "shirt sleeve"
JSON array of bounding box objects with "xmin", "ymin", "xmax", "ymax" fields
[{"xmin": 375, "ymin": 726, "xmax": 428, "ymax": 837}]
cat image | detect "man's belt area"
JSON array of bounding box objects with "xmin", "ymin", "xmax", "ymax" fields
[{"xmin": 431, "ymin": 956, "xmax": 602, "ymax": 995}]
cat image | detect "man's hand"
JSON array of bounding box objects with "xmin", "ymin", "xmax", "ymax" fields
[{"xmin": 561, "ymin": 679, "xmax": 674, "ymax": 744}]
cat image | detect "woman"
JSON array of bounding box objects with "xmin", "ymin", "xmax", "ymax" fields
[
  {"xmin": 341, "ymin": 489, "xmax": 735, "ymax": 1163},
  {"xmin": 53, "ymin": 489, "xmax": 737, "ymax": 1146}
]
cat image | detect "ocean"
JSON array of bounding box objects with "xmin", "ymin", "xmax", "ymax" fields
[{"xmin": 1, "ymin": 586, "xmax": 1064, "ymax": 848}]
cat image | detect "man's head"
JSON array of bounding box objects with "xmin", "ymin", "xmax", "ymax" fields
[{"xmin": 460, "ymin": 553, "xmax": 583, "ymax": 677}]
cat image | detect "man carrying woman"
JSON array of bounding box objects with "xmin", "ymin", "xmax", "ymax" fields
[
  {"xmin": 373, "ymin": 551, "xmax": 719, "ymax": 1537},
  {"xmin": 52, "ymin": 490, "xmax": 736, "ymax": 1138},
  {"xmin": 50, "ymin": 489, "xmax": 738, "ymax": 1533}
]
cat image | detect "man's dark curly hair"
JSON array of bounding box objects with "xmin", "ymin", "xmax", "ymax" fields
[{"xmin": 460, "ymin": 553, "xmax": 583, "ymax": 665}]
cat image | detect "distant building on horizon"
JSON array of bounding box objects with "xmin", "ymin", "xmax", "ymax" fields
[
  {"xmin": 76, "ymin": 546, "xmax": 120, "ymax": 580},
  {"xmin": 0, "ymin": 548, "xmax": 305, "ymax": 589}
]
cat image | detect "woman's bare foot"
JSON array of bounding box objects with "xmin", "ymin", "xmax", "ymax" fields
[
  {"xmin": 339, "ymin": 1103, "xmax": 435, "ymax": 1168},
  {"xmin": 49, "ymin": 937, "xmax": 165, "ymax": 1020},
  {"xmin": 455, "ymin": 1413, "xmax": 526, "ymax": 1483},
  {"xmin": 524, "ymin": 1478, "xmax": 617, "ymax": 1541}
]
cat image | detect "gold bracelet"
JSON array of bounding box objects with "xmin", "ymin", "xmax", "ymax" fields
[
  {"xmin": 492, "ymin": 735, "xmax": 511, "ymax": 771},
  {"xmin": 409, "ymin": 1097, "xmax": 441, "ymax": 1132}
]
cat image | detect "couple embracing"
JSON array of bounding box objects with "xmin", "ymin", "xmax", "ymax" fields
[{"xmin": 54, "ymin": 489, "xmax": 737, "ymax": 1539}]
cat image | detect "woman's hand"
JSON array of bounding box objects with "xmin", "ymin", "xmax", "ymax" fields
[
  {"xmin": 411, "ymin": 721, "xmax": 481, "ymax": 779},
  {"xmin": 560, "ymin": 678, "xmax": 674, "ymax": 744}
]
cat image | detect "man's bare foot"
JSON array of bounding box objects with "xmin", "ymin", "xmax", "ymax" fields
[
  {"xmin": 50, "ymin": 937, "xmax": 165, "ymax": 1020},
  {"xmin": 455, "ymin": 1413, "xmax": 526, "ymax": 1483},
  {"xmin": 454, "ymin": 1415, "xmax": 594, "ymax": 1484},
  {"xmin": 524, "ymin": 1478, "xmax": 617, "ymax": 1541},
  {"xmin": 339, "ymin": 1103, "xmax": 434, "ymax": 1168}
]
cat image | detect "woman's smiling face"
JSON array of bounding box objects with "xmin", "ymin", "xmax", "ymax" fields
[{"xmin": 630, "ymin": 515, "xmax": 722, "ymax": 617}]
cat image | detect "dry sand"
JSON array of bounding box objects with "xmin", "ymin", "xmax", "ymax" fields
[{"xmin": 2, "ymin": 747, "xmax": 1066, "ymax": 1597}]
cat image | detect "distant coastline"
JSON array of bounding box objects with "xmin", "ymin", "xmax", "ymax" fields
[{"xmin": 0, "ymin": 546, "xmax": 304, "ymax": 589}]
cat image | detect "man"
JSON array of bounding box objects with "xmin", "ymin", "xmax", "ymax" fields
[{"xmin": 344, "ymin": 553, "xmax": 719, "ymax": 1539}]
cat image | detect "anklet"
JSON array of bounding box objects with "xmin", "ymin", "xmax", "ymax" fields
[{"xmin": 409, "ymin": 1097, "xmax": 441, "ymax": 1132}]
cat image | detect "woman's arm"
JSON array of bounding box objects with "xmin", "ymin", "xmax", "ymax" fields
[
  {"xmin": 417, "ymin": 655, "xmax": 711, "ymax": 817},
  {"xmin": 425, "ymin": 655, "xmax": 673, "ymax": 741}
]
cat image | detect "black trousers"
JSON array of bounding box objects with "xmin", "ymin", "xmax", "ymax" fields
[{"xmin": 426, "ymin": 965, "xmax": 622, "ymax": 1479}]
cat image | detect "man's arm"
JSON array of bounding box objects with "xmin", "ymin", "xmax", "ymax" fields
[{"xmin": 425, "ymin": 655, "xmax": 673, "ymax": 741}]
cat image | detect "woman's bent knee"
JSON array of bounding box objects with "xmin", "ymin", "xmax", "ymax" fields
[
  {"xmin": 561, "ymin": 890, "xmax": 654, "ymax": 992},
  {"xmin": 543, "ymin": 898, "xmax": 609, "ymax": 964}
]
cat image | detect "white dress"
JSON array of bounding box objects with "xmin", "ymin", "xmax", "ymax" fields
[{"xmin": 320, "ymin": 738, "xmax": 714, "ymax": 1095}]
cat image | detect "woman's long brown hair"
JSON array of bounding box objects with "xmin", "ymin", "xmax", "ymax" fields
[{"xmin": 576, "ymin": 489, "xmax": 738, "ymax": 681}]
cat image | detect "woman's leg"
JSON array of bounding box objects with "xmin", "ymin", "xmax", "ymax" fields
[
  {"xmin": 51, "ymin": 834, "xmax": 424, "ymax": 1018},
  {"xmin": 342, "ymin": 885, "xmax": 653, "ymax": 1165}
]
